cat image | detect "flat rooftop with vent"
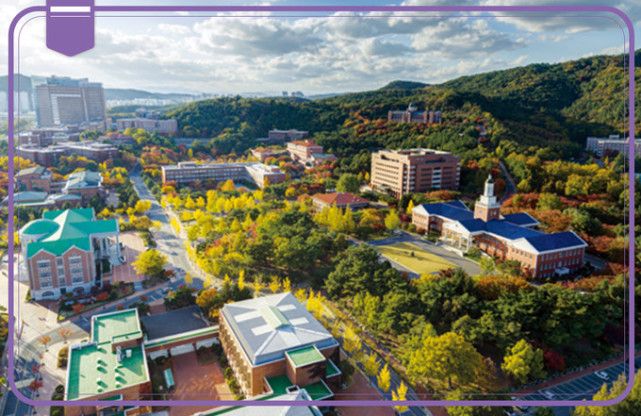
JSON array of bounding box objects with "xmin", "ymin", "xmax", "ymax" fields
[
  {"xmin": 219, "ymin": 293, "xmax": 341, "ymax": 397},
  {"xmin": 65, "ymin": 309, "xmax": 150, "ymax": 409}
]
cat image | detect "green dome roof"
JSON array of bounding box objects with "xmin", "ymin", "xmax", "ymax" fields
[{"xmin": 20, "ymin": 219, "xmax": 60, "ymax": 236}]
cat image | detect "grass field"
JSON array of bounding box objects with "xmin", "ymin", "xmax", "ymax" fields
[{"xmin": 376, "ymin": 242, "xmax": 457, "ymax": 274}]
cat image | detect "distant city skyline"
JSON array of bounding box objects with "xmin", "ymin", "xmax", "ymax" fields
[{"xmin": 1, "ymin": 0, "xmax": 638, "ymax": 95}]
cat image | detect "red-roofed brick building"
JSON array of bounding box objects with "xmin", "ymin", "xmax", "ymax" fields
[
  {"xmin": 311, "ymin": 193, "xmax": 370, "ymax": 212},
  {"xmin": 287, "ymin": 140, "xmax": 323, "ymax": 162}
]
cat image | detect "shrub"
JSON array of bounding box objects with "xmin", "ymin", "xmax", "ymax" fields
[
  {"xmin": 116, "ymin": 304, "xmax": 125, "ymax": 310},
  {"xmin": 57, "ymin": 347, "xmax": 69, "ymax": 368},
  {"xmin": 96, "ymin": 292, "xmax": 109, "ymax": 301},
  {"xmin": 211, "ymin": 342, "xmax": 223, "ymax": 356},
  {"xmin": 234, "ymin": 394, "xmax": 245, "ymax": 401},
  {"xmin": 219, "ymin": 355, "xmax": 228, "ymax": 368},
  {"xmin": 25, "ymin": 290, "xmax": 32, "ymax": 302},
  {"xmin": 55, "ymin": 384, "xmax": 65, "ymax": 394},
  {"xmin": 224, "ymin": 367, "xmax": 234, "ymax": 380},
  {"xmin": 72, "ymin": 303, "xmax": 85, "ymax": 314}
]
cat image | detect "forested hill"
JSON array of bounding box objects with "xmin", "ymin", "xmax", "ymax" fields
[{"xmin": 164, "ymin": 50, "xmax": 638, "ymax": 159}]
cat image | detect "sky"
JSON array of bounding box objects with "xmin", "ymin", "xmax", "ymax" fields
[{"xmin": 1, "ymin": 0, "xmax": 640, "ymax": 95}]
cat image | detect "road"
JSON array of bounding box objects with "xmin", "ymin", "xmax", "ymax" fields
[
  {"xmin": 129, "ymin": 168, "xmax": 209, "ymax": 290},
  {"xmin": 498, "ymin": 160, "xmax": 516, "ymax": 203}
]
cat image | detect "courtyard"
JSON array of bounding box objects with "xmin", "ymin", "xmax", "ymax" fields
[
  {"xmin": 167, "ymin": 352, "xmax": 232, "ymax": 416},
  {"xmin": 375, "ymin": 242, "xmax": 457, "ymax": 275}
]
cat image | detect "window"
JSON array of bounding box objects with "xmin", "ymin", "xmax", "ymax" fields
[{"xmin": 56, "ymin": 258, "xmax": 64, "ymax": 266}]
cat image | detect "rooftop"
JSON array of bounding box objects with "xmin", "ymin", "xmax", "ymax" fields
[
  {"xmin": 66, "ymin": 344, "xmax": 147, "ymax": 400},
  {"xmin": 289, "ymin": 140, "xmax": 320, "ymax": 148},
  {"xmin": 65, "ymin": 170, "xmax": 102, "ymax": 189},
  {"xmin": 20, "ymin": 208, "xmax": 118, "ymax": 258},
  {"xmin": 67, "ymin": 309, "xmax": 147, "ymax": 400},
  {"xmin": 141, "ymin": 306, "xmax": 207, "ymax": 340},
  {"xmin": 312, "ymin": 192, "xmax": 369, "ymax": 207},
  {"xmin": 204, "ymin": 389, "xmax": 321, "ymax": 416},
  {"xmin": 285, "ymin": 346, "xmax": 325, "ymax": 368},
  {"xmin": 16, "ymin": 166, "xmax": 45, "ymax": 177},
  {"xmin": 221, "ymin": 293, "xmax": 337, "ymax": 366},
  {"xmin": 93, "ymin": 309, "xmax": 142, "ymax": 344}
]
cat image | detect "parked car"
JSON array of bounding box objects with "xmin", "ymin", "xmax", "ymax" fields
[
  {"xmin": 542, "ymin": 390, "xmax": 555, "ymax": 400},
  {"xmin": 594, "ymin": 371, "xmax": 609, "ymax": 380}
]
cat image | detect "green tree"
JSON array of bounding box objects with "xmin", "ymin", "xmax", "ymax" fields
[
  {"xmin": 132, "ymin": 249, "xmax": 167, "ymax": 277},
  {"xmin": 408, "ymin": 331, "xmax": 485, "ymax": 389},
  {"xmin": 377, "ymin": 363, "xmax": 391, "ymax": 392},
  {"xmin": 384, "ymin": 210, "xmax": 401, "ymax": 230},
  {"xmin": 501, "ymin": 339, "xmax": 546, "ymax": 384},
  {"xmin": 336, "ymin": 173, "xmax": 361, "ymax": 193}
]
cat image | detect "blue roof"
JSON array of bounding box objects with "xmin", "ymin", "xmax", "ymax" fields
[
  {"xmin": 485, "ymin": 219, "xmax": 542, "ymax": 239},
  {"xmin": 503, "ymin": 213, "xmax": 539, "ymax": 226},
  {"xmin": 420, "ymin": 201, "xmax": 473, "ymax": 222},
  {"xmin": 459, "ymin": 219, "xmax": 486, "ymax": 232},
  {"xmin": 458, "ymin": 218, "xmax": 542, "ymax": 239},
  {"xmin": 524, "ymin": 232, "xmax": 587, "ymax": 252}
]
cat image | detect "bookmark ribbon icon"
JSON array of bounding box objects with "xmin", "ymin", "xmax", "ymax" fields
[{"xmin": 46, "ymin": 0, "xmax": 95, "ymax": 56}]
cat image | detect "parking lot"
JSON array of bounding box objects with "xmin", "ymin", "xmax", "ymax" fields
[{"xmin": 518, "ymin": 355, "xmax": 641, "ymax": 416}]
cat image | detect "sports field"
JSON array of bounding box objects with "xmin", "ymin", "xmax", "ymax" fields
[{"xmin": 376, "ymin": 242, "xmax": 457, "ymax": 274}]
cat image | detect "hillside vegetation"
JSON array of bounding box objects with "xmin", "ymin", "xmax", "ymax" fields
[{"xmin": 165, "ymin": 50, "xmax": 638, "ymax": 163}]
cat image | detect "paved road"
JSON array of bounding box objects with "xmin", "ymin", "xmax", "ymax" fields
[
  {"xmin": 498, "ymin": 160, "xmax": 517, "ymax": 203},
  {"xmin": 129, "ymin": 168, "xmax": 208, "ymax": 290},
  {"xmin": 366, "ymin": 231, "xmax": 481, "ymax": 276},
  {"xmin": 519, "ymin": 355, "xmax": 641, "ymax": 416}
]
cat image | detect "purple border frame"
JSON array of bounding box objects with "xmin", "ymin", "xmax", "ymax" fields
[{"xmin": 6, "ymin": 4, "xmax": 636, "ymax": 409}]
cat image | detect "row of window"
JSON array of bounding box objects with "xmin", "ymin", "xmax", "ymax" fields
[
  {"xmin": 540, "ymin": 258, "xmax": 581, "ymax": 270},
  {"xmin": 540, "ymin": 249, "xmax": 582, "ymax": 260}
]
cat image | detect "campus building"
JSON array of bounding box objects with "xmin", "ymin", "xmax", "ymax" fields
[
  {"xmin": 65, "ymin": 306, "xmax": 220, "ymax": 416},
  {"xmin": 412, "ymin": 175, "xmax": 587, "ymax": 278},
  {"xmin": 585, "ymin": 135, "xmax": 641, "ymax": 157},
  {"xmin": 219, "ymin": 293, "xmax": 341, "ymax": 397},
  {"xmin": 35, "ymin": 76, "xmax": 106, "ymax": 127},
  {"xmin": 196, "ymin": 389, "xmax": 323, "ymax": 416},
  {"xmin": 16, "ymin": 141, "xmax": 118, "ymax": 167},
  {"xmin": 19, "ymin": 208, "xmax": 123, "ymax": 300},
  {"xmin": 286, "ymin": 140, "xmax": 336, "ymax": 167},
  {"xmin": 311, "ymin": 192, "xmax": 370, "ymax": 212},
  {"xmin": 62, "ymin": 171, "xmax": 106, "ymax": 203},
  {"xmin": 161, "ymin": 162, "xmax": 286, "ymax": 188},
  {"xmin": 11, "ymin": 170, "xmax": 103, "ymax": 209},
  {"xmin": 116, "ymin": 117, "xmax": 178, "ymax": 135},
  {"xmin": 16, "ymin": 166, "xmax": 63, "ymax": 193},
  {"xmin": 257, "ymin": 129, "xmax": 309, "ymax": 144},
  {"xmin": 371, "ymin": 148, "xmax": 461, "ymax": 197},
  {"xmin": 65, "ymin": 309, "xmax": 151, "ymax": 416},
  {"xmin": 388, "ymin": 103, "xmax": 442, "ymax": 124}
]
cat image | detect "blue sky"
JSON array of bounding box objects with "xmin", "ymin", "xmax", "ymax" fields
[{"xmin": 2, "ymin": 0, "xmax": 639, "ymax": 95}]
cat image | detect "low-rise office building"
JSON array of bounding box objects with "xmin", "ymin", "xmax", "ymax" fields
[
  {"xmin": 585, "ymin": 135, "xmax": 641, "ymax": 157},
  {"xmin": 161, "ymin": 162, "xmax": 286, "ymax": 188},
  {"xmin": 371, "ymin": 148, "xmax": 461, "ymax": 197},
  {"xmin": 116, "ymin": 117, "xmax": 178, "ymax": 134},
  {"xmin": 219, "ymin": 293, "xmax": 341, "ymax": 397}
]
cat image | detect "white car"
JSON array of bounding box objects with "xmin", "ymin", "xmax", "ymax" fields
[
  {"xmin": 594, "ymin": 371, "xmax": 609, "ymax": 380},
  {"xmin": 542, "ymin": 390, "xmax": 555, "ymax": 399}
]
